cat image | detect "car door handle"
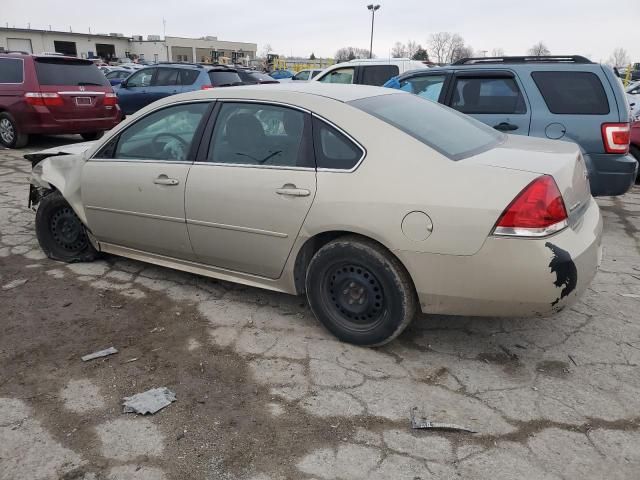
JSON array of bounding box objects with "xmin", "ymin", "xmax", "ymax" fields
[
  {"xmin": 153, "ymin": 175, "xmax": 180, "ymax": 186},
  {"xmin": 276, "ymin": 185, "xmax": 311, "ymax": 197},
  {"xmin": 493, "ymin": 122, "xmax": 519, "ymax": 132}
]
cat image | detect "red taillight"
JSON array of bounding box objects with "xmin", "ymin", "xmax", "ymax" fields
[
  {"xmin": 24, "ymin": 92, "xmax": 63, "ymax": 107},
  {"xmin": 493, "ymin": 175, "xmax": 568, "ymax": 237},
  {"xmin": 201, "ymin": 85, "xmax": 214, "ymax": 90},
  {"xmin": 601, "ymin": 122, "xmax": 630, "ymax": 154},
  {"xmin": 104, "ymin": 92, "xmax": 118, "ymax": 106}
]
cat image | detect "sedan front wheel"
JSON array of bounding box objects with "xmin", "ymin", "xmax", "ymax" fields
[{"xmin": 305, "ymin": 236, "xmax": 418, "ymax": 346}]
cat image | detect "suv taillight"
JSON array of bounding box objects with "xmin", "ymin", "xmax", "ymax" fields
[
  {"xmin": 25, "ymin": 92, "xmax": 63, "ymax": 107},
  {"xmin": 601, "ymin": 122, "xmax": 630, "ymax": 154},
  {"xmin": 104, "ymin": 93, "xmax": 118, "ymax": 106},
  {"xmin": 493, "ymin": 175, "xmax": 568, "ymax": 237},
  {"xmin": 201, "ymin": 85, "xmax": 214, "ymax": 90}
]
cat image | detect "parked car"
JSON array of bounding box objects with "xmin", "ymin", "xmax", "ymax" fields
[
  {"xmin": 104, "ymin": 68, "xmax": 132, "ymax": 87},
  {"xmin": 291, "ymin": 69, "xmax": 323, "ymax": 81},
  {"xmin": 269, "ymin": 69, "xmax": 295, "ymax": 80},
  {"xmin": 626, "ymin": 80, "xmax": 640, "ymax": 96},
  {"xmin": 384, "ymin": 55, "xmax": 637, "ymax": 196},
  {"xmin": 0, "ymin": 53, "xmax": 121, "ymax": 148},
  {"xmin": 312, "ymin": 58, "xmax": 428, "ymax": 86},
  {"xmin": 630, "ymin": 120, "xmax": 640, "ymax": 182},
  {"xmin": 115, "ymin": 64, "xmax": 242, "ymax": 115},
  {"xmin": 236, "ymin": 69, "xmax": 279, "ymax": 85},
  {"xmin": 27, "ymin": 84, "xmax": 601, "ymax": 346}
]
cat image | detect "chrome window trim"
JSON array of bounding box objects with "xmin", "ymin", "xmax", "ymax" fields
[
  {"xmin": 89, "ymin": 159, "xmax": 193, "ymax": 165},
  {"xmin": 0, "ymin": 57, "xmax": 25, "ymax": 85},
  {"xmin": 217, "ymin": 98, "xmax": 311, "ymax": 113},
  {"xmin": 193, "ymin": 162, "xmax": 314, "ymax": 171},
  {"xmin": 58, "ymin": 91, "xmax": 106, "ymax": 95},
  {"xmin": 311, "ymin": 114, "xmax": 367, "ymax": 173}
]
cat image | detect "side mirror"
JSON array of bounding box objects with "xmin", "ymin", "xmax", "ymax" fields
[{"xmin": 120, "ymin": 80, "xmax": 128, "ymax": 88}]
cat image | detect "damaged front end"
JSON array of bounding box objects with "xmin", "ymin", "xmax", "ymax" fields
[{"xmin": 26, "ymin": 151, "xmax": 69, "ymax": 210}]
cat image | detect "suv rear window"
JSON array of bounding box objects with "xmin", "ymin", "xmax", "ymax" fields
[
  {"xmin": 0, "ymin": 58, "xmax": 24, "ymax": 83},
  {"xmin": 208, "ymin": 70, "xmax": 242, "ymax": 87},
  {"xmin": 531, "ymin": 71, "xmax": 609, "ymax": 115},
  {"xmin": 34, "ymin": 58, "xmax": 110, "ymax": 86},
  {"xmin": 349, "ymin": 93, "xmax": 503, "ymax": 160},
  {"xmin": 361, "ymin": 65, "xmax": 399, "ymax": 86}
]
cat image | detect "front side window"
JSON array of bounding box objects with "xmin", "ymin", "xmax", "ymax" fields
[
  {"xmin": 294, "ymin": 71, "xmax": 310, "ymax": 81},
  {"xmin": 349, "ymin": 93, "xmax": 503, "ymax": 160},
  {"xmin": 154, "ymin": 68, "xmax": 179, "ymax": 86},
  {"xmin": 127, "ymin": 68, "xmax": 154, "ymax": 87},
  {"xmin": 361, "ymin": 65, "xmax": 399, "ymax": 86},
  {"xmin": 532, "ymin": 71, "xmax": 609, "ymax": 115},
  {"xmin": 312, "ymin": 118, "xmax": 363, "ymax": 170},
  {"xmin": 0, "ymin": 58, "xmax": 24, "ymax": 83},
  {"xmin": 112, "ymin": 102, "xmax": 209, "ymax": 161},
  {"xmin": 450, "ymin": 76, "xmax": 526, "ymax": 114},
  {"xmin": 318, "ymin": 67, "xmax": 355, "ymax": 84},
  {"xmin": 400, "ymin": 74, "xmax": 446, "ymax": 101},
  {"xmin": 208, "ymin": 103, "xmax": 312, "ymax": 168}
]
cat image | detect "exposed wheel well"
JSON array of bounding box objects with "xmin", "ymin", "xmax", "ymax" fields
[{"xmin": 292, "ymin": 230, "xmax": 416, "ymax": 296}]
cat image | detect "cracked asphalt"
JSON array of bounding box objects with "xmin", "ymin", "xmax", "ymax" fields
[{"xmin": 1, "ymin": 136, "xmax": 640, "ymax": 480}]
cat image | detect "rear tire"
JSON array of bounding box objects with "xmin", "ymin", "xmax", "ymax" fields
[
  {"xmin": 630, "ymin": 145, "xmax": 640, "ymax": 183},
  {"xmin": 0, "ymin": 112, "xmax": 29, "ymax": 148},
  {"xmin": 81, "ymin": 131, "xmax": 104, "ymax": 141},
  {"xmin": 305, "ymin": 236, "xmax": 418, "ymax": 346},
  {"xmin": 35, "ymin": 191, "xmax": 98, "ymax": 263}
]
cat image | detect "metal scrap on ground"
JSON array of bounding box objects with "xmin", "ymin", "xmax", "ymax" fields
[
  {"xmin": 410, "ymin": 408, "xmax": 477, "ymax": 433},
  {"xmin": 81, "ymin": 347, "xmax": 118, "ymax": 362},
  {"xmin": 122, "ymin": 387, "xmax": 176, "ymax": 415}
]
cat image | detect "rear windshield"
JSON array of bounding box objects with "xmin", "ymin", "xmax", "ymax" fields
[
  {"xmin": 349, "ymin": 93, "xmax": 503, "ymax": 160},
  {"xmin": 34, "ymin": 58, "xmax": 110, "ymax": 86},
  {"xmin": 248, "ymin": 72, "xmax": 275, "ymax": 82},
  {"xmin": 531, "ymin": 71, "xmax": 609, "ymax": 115},
  {"xmin": 0, "ymin": 58, "xmax": 24, "ymax": 83},
  {"xmin": 208, "ymin": 71, "xmax": 242, "ymax": 86}
]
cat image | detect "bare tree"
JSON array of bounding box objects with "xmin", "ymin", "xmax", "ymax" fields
[
  {"xmin": 491, "ymin": 48, "xmax": 505, "ymax": 57},
  {"xmin": 335, "ymin": 47, "xmax": 371, "ymax": 63},
  {"xmin": 391, "ymin": 42, "xmax": 407, "ymax": 58},
  {"xmin": 260, "ymin": 44, "xmax": 273, "ymax": 59},
  {"xmin": 428, "ymin": 32, "xmax": 468, "ymax": 64},
  {"xmin": 528, "ymin": 42, "xmax": 550, "ymax": 56},
  {"xmin": 608, "ymin": 47, "xmax": 630, "ymax": 67},
  {"xmin": 406, "ymin": 40, "xmax": 419, "ymax": 59},
  {"xmin": 452, "ymin": 45, "xmax": 474, "ymax": 62}
]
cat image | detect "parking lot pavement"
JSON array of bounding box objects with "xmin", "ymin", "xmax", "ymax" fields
[{"xmin": 1, "ymin": 140, "xmax": 640, "ymax": 480}]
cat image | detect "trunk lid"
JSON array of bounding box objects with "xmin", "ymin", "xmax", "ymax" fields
[
  {"xmin": 466, "ymin": 135, "xmax": 592, "ymax": 223},
  {"xmin": 34, "ymin": 57, "xmax": 116, "ymax": 121}
]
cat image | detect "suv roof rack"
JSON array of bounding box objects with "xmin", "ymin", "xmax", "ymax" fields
[
  {"xmin": 157, "ymin": 61, "xmax": 203, "ymax": 68},
  {"xmin": 452, "ymin": 55, "xmax": 593, "ymax": 65}
]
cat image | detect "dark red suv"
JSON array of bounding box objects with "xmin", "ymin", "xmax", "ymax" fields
[{"xmin": 0, "ymin": 53, "xmax": 121, "ymax": 148}]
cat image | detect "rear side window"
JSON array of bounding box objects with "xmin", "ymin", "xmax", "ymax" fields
[
  {"xmin": 360, "ymin": 65, "xmax": 399, "ymax": 86},
  {"xmin": 0, "ymin": 58, "xmax": 24, "ymax": 83},
  {"xmin": 312, "ymin": 117, "xmax": 363, "ymax": 170},
  {"xmin": 179, "ymin": 69, "xmax": 200, "ymax": 85},
  {"xmin": 34, "ymin": 59, "xmax": 109, "ymax": 86},
  {"xmin": 318, "ymin": 67, "xmax": 355, "ymax": 84},
  {"xmin": 349, "ymin": 93, "xmax": 503, "ymax": 160},
  {"xmin": 208, "ymin": 71, "xmax": 242, "ymax": 86},
  {"xmin": 451, "ymin": 77, "xmax": 526, "ymax": 114},
  {"xmin": 532, "ymin": 71, "xmax": 609, "ymax": 115},
  {"xmin": 154, "ymin": 68, "xmax": 179, "ymax": 86}
]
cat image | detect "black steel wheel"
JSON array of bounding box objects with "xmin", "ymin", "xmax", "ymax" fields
[
  {"xmin": 306, "ymin": 236, "xmax": 417, "ymax": 346},
  {"xmin": 35, "ymin": 191, "xmax": 98, "ymax": 262}
]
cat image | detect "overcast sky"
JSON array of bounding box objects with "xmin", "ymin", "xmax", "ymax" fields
[{"xmin": 3, "ymin": 0, "xmax": 639, "ymax": 62}]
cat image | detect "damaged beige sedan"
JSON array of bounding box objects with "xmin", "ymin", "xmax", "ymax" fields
[{"xmin": 28, "ymin": 84, "xmax": 603, "ymax": 346}]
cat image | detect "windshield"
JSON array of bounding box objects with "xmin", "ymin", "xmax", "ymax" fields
[
  {"xmin": 348, "ymin": 93, "xmax": 503, "ymax": 160},
  {"xmin": 34, "ymin": 58, "xmax": 110, "ymax": 86}
]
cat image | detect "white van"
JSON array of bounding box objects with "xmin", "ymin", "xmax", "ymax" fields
[{"xmin": 312, "ymin": 58, "xmax": 428, "ymax": 86}]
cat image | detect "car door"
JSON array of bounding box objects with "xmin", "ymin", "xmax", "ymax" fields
[
  {"xmin": 82, "ymin": 101, "xmax": 212, "ymax": 259},
  {"xmin": 185, "ymin": 101, "xmax": 316, "ymax": 278},
  {"xmin": 445, "ymin": 70, "xmax": 531, "ymax": 135},
  {"xmin": 116, "ymin": 67, "xmax": 156, "ymax": 114},
  {"xmin": 146, "ymin": 67, "xmax": 182, "ymax": 103}
]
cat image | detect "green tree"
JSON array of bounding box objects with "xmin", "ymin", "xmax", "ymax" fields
[
  {"xmin": 412, "ymin": 47, "xmax": 429, "ymax": 61},
  {"xmin": 310, "ymin": 52, "xmax": 316, "ymax": 60}
]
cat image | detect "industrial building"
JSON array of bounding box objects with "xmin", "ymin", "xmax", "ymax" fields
[{"xmin": 0, "ymin": 27, "xmax": 257, "ymax": 64}]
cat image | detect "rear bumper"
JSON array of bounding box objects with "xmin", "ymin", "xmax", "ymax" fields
[
  {"xmin": 19, "ymin": 107, "xmax": 121, "ymax": 135},
  {"xmin": 397, "ymin": 197, "xmax": 603, "ymax": 317},
  {"xmin": 584, "ymin": 152, "xmax": 637, "ymax": 196}
]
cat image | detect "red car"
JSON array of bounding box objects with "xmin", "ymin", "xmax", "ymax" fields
[
  {"xmin": 631, "ymin": 120, "xmax": 640, "ymax": 182},
  {"xmin": 0, "ymin": 53, "xmax": 121, "ymax": 148}
]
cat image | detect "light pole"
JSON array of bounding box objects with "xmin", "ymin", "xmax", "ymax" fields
[{"xmin": 367, "ymin": 4, "xmax": 380, "ymax": 59}]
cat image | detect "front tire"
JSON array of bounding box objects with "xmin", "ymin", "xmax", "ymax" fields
[
  {"xmin": 81, "ymin": 131, "xmax": 104, "ymax": 141},
  {"xmin": 305, "ymin": 236, "xmax": 418, "ymax": 346},
  {"xmin": 0, "ymin": 112, "xmax": 29, "ymax": 148},
  {"xmin": 35, "ymin": 191, "xmax": 98, "ymax": 262}
]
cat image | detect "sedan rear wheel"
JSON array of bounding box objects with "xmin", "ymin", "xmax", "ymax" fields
[
  {"xmin": 305, "ymin": 236, "xmax": 418, "ymax": 346},
  {"xmin": 0, "ymin": 112, "xmax": 29, "ymax": 149},
  {"xmin": 35, "ymin": 191, "xmax": 98, "ymax": 262}
]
